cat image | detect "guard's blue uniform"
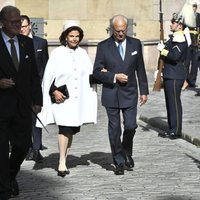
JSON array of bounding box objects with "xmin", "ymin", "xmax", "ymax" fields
[{"xmin": 161, "ymin": 31, "xmax": 188, "ymax": 136}]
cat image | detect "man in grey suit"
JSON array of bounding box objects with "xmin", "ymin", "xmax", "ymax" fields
[
  {"xmin": 20, "ymin": 15, "xmax": 49, "ymax": 163},
  {"xmin": 93, "ymin": 15, "xmax": 149, "ymax": 175}
]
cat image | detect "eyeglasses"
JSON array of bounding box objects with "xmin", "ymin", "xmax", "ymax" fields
[
  {"xmin": 21, "ymin": 24, "xmax": 29, "ymax": 29},
  {"xmin": 112, "ymin": 28, "xmax": 127, "ymax": 34}
]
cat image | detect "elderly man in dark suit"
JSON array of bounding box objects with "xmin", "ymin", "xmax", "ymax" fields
[
  {"xmin": 93, "ymin": 15, "xmax": 149, "ymax": 175},
  {"xmin": 0, "ymin": 6, "xmax": 42, "ymax": 199},
  {"xmin": 20, "ymin": 15, "xmax": 49, "ymax": 162}
]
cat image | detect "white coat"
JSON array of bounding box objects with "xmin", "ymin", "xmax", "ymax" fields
[{"xmin": 36, "ymin": 45, "xmax": 97, "ymax": 127}]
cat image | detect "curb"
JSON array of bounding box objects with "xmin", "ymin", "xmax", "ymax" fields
[{"xmin": 139, "ymin": 115, "xmax": 200, "ymax": 147}]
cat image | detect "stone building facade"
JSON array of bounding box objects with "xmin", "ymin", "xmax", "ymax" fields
[{"xmin": 0, "ymin": 0, "xmax": 192, "ymax": 69}]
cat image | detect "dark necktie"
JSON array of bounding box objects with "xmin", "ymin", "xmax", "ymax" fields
[
  {"xmin": 118, "ymin": 42, "xmax": 124, "ymax": 59},
  {"xmin": 9, "ymin": 39, "xmax": 19, "ymax": 71}
]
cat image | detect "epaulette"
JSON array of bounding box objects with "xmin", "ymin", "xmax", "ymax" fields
[{"xmin": 172, "ymin": 31, "xmax": 186, "ymax": 43}]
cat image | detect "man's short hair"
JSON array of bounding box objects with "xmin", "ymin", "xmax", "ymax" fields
[
  {"xmin": 20, "ymin": 15, "xmax": 31, "ymax": 25},
  {"xmin": 0, "ymin": 5, "xmax": 20, "ymax": 22}
]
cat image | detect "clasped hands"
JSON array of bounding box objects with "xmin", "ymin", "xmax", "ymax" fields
[
  {"xmin": 157, "ymin": 40, "xmax": 165, "ymax": 52},
  {"xmin": 100, "ymin": 68, "xmax": 147, "ymax": 106},
  {"xmin": 116, "ymin": 73, "xmax": 128, "ymax": 83}
]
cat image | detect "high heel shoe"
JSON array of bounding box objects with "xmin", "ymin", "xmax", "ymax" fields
[
  {"xmin": 57, "ymin": 169, "xmax": 70, "ymax": 177},
  {"xmin": 57, "ymin": 170, "xmax": 67, "ymax": 177}
]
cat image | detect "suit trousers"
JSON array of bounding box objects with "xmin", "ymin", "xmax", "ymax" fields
[
  {"xmin": 163, "ymin": 78, "xmax": 184, "ymax": 136},
  {"xmin": 105, "ymin": 105, "xmax": 137, "ymax": 166},
  {"xmin": 0, "ymin": 112, "xmax": 32, "ymax": 199},
  {"xmin": 185, "ymin": 46, "xmax": 199, "ymax": 87},
  {"xmin": 32, "ymin": 114, "xmax": 42, "ymax": 150}
]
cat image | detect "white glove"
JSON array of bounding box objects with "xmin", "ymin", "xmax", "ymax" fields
[{"xmin": 157, "ymin": 40, "xmax": 165, "ymax": 51}]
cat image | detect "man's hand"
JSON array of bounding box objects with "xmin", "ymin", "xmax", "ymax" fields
[
  {"xmin": 116, "ymin": 73, "xmax": 128, "ymax": 83},
  {"xmin": 101, "ymin": 68, "xmax": 107, "ymax": 72},
  {"xmin": 32, "ymin": 105, "xmax": 41, "ymax": 114},
  {"xmin": 139, "ymin": 95, "xmax": 148, "ymax": 106},
  {"xmin": 0, "ymin": 78, "xmax": 15, "ymax": 89}
]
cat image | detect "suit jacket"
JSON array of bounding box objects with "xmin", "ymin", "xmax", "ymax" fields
[
  {"xmin": 0, "ymin": 31, "xmax": 42, "ymax": 117},
  {"xmin": 162, "ymin": 33, "xmax": 188, "ymax": 80},
  {"xmin": 32, "ymin": 36, "xmax": 49, "ymax": 82},
  {"xmin": 93, "ymin": 36, "xmax": 149, "ymax": 108},
  {"xmin": 196, "ymin": 12, "xmax": 200, "ymax": 29}
]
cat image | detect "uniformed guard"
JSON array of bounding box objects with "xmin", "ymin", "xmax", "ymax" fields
[{"xmin": 157, "ymin": 1, "xmax": 195, "ymax": 138}]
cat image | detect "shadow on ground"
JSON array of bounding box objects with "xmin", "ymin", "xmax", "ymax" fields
[
  {"xmin": 187, "ymin": 87, "xmax": 200, "ymax": 96},
  {"xmin": 156, "ymin": 196, "xmax": 198, "ymax": 200},
  {"xmin": 139, "ymin": 116, "xmax": 168, "ymax": 133},
  {"xmin": 186, "ymin": 154, "xmax": 200, "ymax": 169},
  {"xmin": 31, "ymin": 151, "xmax": 114, "ymax": 171}
]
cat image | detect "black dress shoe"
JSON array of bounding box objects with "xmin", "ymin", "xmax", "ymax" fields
[
  {"xmin": 40, "ymin": 145, "xmax": 48, "ymax": 150},
  {"xmin": 169, "ymin": 133, "xmax": 181, "ymax": 139},
  {"xmin": 188, "ymin": 84, "xmax": 197, "ymax": 88},
  {"xmin": 125, "ymin": 155, "xmax": 134, "ymax": 169},
  {"xmin": 159, "ymin": 132, "xmax": 180, "ymax": 139},
  {"xmin": 10, "ymin": 179, "xmax": 19, "ymax": 197},
  {"xmin": 57, "ymin": 169, "xmax": 70, "ymax": 177},
  {"xmin": 25, "ymin": 149, "xmax": 34, "ymax": 161},
  {"xmin": 32, "ymin": 150, "xmax": 44, "ymax": 163},
  {"xmin": 158, "ymin": 132, "xmax": 171, "ymax": 138},
  {"xmin": 114, "ymin": 164, "xmax": 124, "ymax": 175},
  {"xmin": 195, "ymin": 92, "xmax": 200, "ymax": 96}
]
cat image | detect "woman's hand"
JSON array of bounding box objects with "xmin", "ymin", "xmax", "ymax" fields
[{"xmin": 53, "ymin": 90, "xmax": 66, "ymax": 104}]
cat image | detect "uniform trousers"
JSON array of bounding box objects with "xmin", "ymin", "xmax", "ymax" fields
[
  {"xmin": 105, "ymin": 105, "xmax": 137, "ymax": 166},
  {"xmin": 0, "ymin": 112, "xmax": 32, "ymax": 199},
  {"xmin": 185, "ymin": 46, "xmax": 199, "ymax": 87},
  {"xmin": 163, "ymin": 78, "xmax": 184, "ymax": 136}
]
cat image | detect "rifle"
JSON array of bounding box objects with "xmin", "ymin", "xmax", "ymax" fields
[{"xmin": 153, "ymin": 0, "xmax": 164, "ymax": 91}]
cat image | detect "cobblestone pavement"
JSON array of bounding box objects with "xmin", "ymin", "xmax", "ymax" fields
[{"xmin": 14, "ymin": 79, "xmax": 200, "ymax": 200}]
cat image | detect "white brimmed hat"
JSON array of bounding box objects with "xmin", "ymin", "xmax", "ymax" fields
[{"xmin": 63, "ymin": 20, "xmax": 80, "ymax": 31}]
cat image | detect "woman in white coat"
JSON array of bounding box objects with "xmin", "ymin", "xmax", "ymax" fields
[{"xmin": 37, "ymin": 23, "xmax": 97, "ymax": 177}]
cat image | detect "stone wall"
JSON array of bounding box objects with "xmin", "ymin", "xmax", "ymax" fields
[
  {"xmin": 12, "ymin": 0, "xmax": 187, "ymax": 41},
  {"xmin": 0, "ymin": 0, "xmax": 194, "ymax": 70}
]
